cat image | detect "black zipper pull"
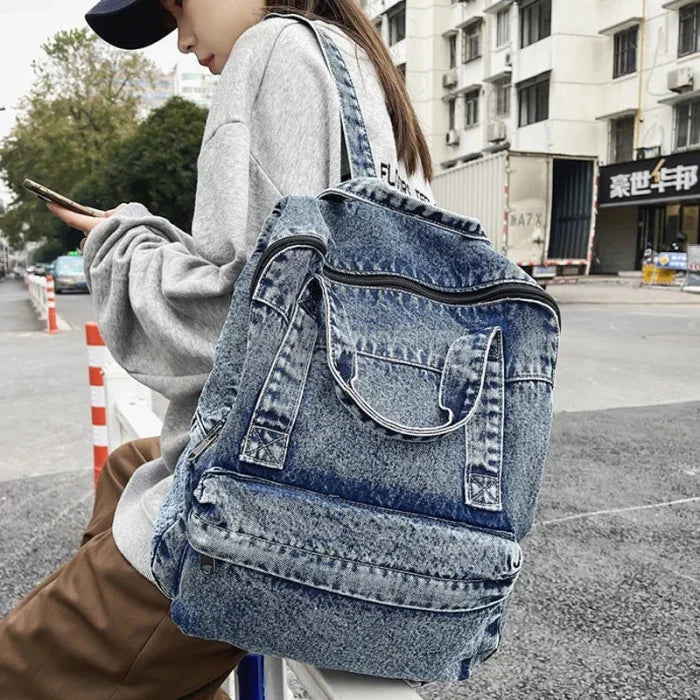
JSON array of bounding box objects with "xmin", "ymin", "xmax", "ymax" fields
[{"xmin": 200, "ymin": 554, "xmax": 216, "ymax": 574}]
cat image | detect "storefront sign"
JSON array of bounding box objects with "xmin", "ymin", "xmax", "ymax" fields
[
  {"xmin": 655, "ymin": 251, "xmax": 687, "ymax": 270},
  {"xmin": 684, "ymin": 245, "xmax": 700, "ymax": 292},
  {"xmin": 600, "ymin": 150, "xmax": 700, "ymax": 207}
]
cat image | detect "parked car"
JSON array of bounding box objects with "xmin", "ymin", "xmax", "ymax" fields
[{"xmin": 53, "ymin": 255, "xmax": 88, "ymax": 293}]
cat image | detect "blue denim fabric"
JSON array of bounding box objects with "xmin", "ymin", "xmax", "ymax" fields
[{"xmin": 150, "ymin": 13, "xmax": 560, "ymax": 684}]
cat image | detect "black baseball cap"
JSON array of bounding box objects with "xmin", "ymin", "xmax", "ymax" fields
[{"xmin": 85, "ymin": 0, "xmax": 176, "ymax": 50}]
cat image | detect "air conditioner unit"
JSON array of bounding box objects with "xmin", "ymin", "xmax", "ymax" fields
[
  {"xmin": 487, "ymin": 120, "xmax": 507, "ymax": 142},
  {"xmin": 443, "ymin": 68, "xmax": 458, "ymax": 89},
  {"xmin": 446, "ymin": 129, "xmax": 461, "ymax": 146},
  {"xmin": 635, "ymin": 145, "xmax": 661, "ymax": 161},
  {"xmin": 667, "ymin": 67, "xmax": 694, "ymax": 93}
]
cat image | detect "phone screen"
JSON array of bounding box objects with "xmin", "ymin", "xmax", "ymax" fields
[{"xmin": 23, "ymin": 178, "xmax": 104, "ymax": 218}]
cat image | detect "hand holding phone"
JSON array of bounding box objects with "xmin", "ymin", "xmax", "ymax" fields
[{"xmin": 23, "ymin": 178, "xmax": 105, "ymax": 218}]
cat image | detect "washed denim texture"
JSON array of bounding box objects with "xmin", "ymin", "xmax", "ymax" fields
[{"xmin": 150, "ymin": 12, "xmax": 560, "ymax": 684}]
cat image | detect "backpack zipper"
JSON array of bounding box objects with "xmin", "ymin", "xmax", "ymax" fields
[
  {"xmin": 251, "ymin": 235, "xmax": 327, "ymax": 293},
  {"xmin": 189, "ymin": 422, "xmax": 225, "ymax": 461},
  {"xmin": 251, "ymin": 236, "xmax": 561, "ymax": 325},
  {"xmin": 324, "ymin": 270, "xmax": 561, "ymax": 325}
]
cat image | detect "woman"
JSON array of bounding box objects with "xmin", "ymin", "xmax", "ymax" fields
[{"xmin": 0, "ymin": 0, "xmax": 434, "ymax": 697}]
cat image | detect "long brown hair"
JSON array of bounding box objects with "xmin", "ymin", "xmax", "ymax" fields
[{"xmin": 262, "ymin": 0, "xmax": 433, "ymax": 182}]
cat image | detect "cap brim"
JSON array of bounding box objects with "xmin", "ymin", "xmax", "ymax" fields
[{"xmin": 86, "ymin": 0, "xmax": 175, "ymax": 50}]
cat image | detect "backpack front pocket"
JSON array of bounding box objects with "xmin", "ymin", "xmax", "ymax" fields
[
  {"xmin": 173, "ymin": 468, "xmax": 521, "ymax": 680},
  {"xmin": 189, "ymin": 469, "xmax": 520, "ymax": 612}
]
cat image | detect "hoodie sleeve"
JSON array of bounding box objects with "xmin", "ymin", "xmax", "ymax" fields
[
  {"xmin": 82, "ymin": 18, "xmax": 341, "ymax": 400},
  {"xmin": 82, "ymin": 200, "xmax": 249, "ymax": 399}
]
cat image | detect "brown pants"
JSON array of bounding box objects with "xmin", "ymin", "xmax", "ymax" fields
[{"xmin": 0, "ymin": 438, "xmax": 246, "ymax": 700}]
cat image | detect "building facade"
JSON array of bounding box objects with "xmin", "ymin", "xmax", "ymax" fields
[
  {"xmin": 595, "ymin": 0, "xmax": 700, "ymax": 272},
  {"xmin": 136, "ymin": 69, "xmax": 177, "ymax": 118},
  {"xmin": 174, "ymin": 65, "xmax": 219, "ymax": 110},
  {"xmin": 136, "ymin": 62, "xmax": 219, "ymax": 117},
  {"xmin": 363, "ymin": 0, "xmax": 700, "ymax": 273}
]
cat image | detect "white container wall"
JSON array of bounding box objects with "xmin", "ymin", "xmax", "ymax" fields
[{"xmin": 432, "ymin": 150, "xmax": 508, "ymax": 254}]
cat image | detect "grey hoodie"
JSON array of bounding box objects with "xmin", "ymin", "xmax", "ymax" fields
[{"xmin": 83, "ymin": 15, "xmax": 435, "ymax": 585}]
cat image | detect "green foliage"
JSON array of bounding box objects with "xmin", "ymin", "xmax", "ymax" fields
[
  {"xmin": 73, "ymin": 97, "xmax": 208, "ymax": 232},
  {"xmin": 34, "ymin": 239, "xmax": 71, "ymax": 264},
  {"xmin": 0, "ymin": 28, "xmax": 157, "ymax": 250}
]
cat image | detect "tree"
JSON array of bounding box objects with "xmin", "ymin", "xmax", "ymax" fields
[
  {"xmin": 0, "ymin": 28, "xmax": 157, "ymax": 250},
  {"xmin": 74, "ymin": 97, "xmax": 208, "ymax": 232}
]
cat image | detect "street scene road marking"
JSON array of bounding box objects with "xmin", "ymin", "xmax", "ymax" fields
[{"xmin": 540, "ymin": 496, "xmax": 700, "ymax": 525}]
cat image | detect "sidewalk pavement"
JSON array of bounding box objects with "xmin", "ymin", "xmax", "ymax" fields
[
  {"xmin": 2, "ymin": 279, "xmax": 698, "ymax": 699},
  {"xmin": 0, "ymin": 278, "xmax": 94, "ymax": 483},
  {"xmin": 548, "ymin": 278, "xmax": 700, "ymax": 305}
]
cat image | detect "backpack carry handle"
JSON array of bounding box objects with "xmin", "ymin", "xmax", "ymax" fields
[
  {"xmin": 330, "ymin": 328, "xmax": 503, "ymax": 441},
  {"xmin": 320, "ymin": 280, "xmax": 504, "ymax": 440}
]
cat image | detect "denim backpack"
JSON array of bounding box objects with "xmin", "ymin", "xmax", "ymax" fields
[{"xmin": 150, "ymin": 12, "xmax": 560, "ymax": 684}]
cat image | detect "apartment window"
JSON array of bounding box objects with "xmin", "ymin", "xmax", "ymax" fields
[
  {"xmin": 464, "ymin": 90, "xmax": 480, "ymax": 128},
  {"xmin": 676, "ymin": 98, "xmax": 700, "ymax": 149},
  {"xmin": 610, "ymin": 116, "xmax": 635, "ymax": 163},
  {"xmin": 448, "ymin": 34, "xmax": 457, "ymax": 69},
  {"xmin": 495, "ymin": 78, "xmax": 511, "ymax": 116},
  {"xmin": 448, "ymin": 98, "xmax": 456, "ymax": 131},
  {"xmin": 613, "ymin": 27, "xmax": 638, "ymax": 78},
  {"xmin": 462, "ymin": 21, "xmax": 482, "ymax": 63},
  {"xmin": 518, "ymin": 73, "xmax": 549, "ymax": 126},
  {"xmin": 497, "ymin": 8, "xmax": 510, "ymax": 47},
  {"xmin": 373, "ymin": 17, "xmax": 383, "ymax": 39},
  {"xmin": 520, "ymin": 0, "xmax": 551, "ymax": 48},
  {"xmin": 679, "ymin": 2, "xmax": 700, "ymax": 57},
  {"xmin": 388, "ymin": 3, "xmax": 406, "ymax": 46}
]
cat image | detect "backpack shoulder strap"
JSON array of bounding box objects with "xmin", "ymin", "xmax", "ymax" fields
[{"xmin": 263, "ymin": 12, "xmax": 376, "ymax": 181}]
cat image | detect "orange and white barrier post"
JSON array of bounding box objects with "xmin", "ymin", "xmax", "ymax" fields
[
  {"xmin": 86, "ymin": 322, "xmax": 111, "ymax": 487},
  {"xmin": 45, "ymin": 275, "xmax": 59, "ymax": 334}
]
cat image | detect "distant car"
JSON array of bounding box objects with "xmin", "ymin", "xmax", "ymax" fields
[{"xmin": 53, "ymin": 255, "xmax": 88, "ymax": 293}]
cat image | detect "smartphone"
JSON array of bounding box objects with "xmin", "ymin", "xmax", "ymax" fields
[{"xmin": 23, "ymin": 178, "xmax": 104, "ymax": 217}]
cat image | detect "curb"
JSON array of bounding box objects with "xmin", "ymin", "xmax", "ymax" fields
[{"xmin": 553, "ymin": 299, "xmax": 700, "ymax": 305}]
